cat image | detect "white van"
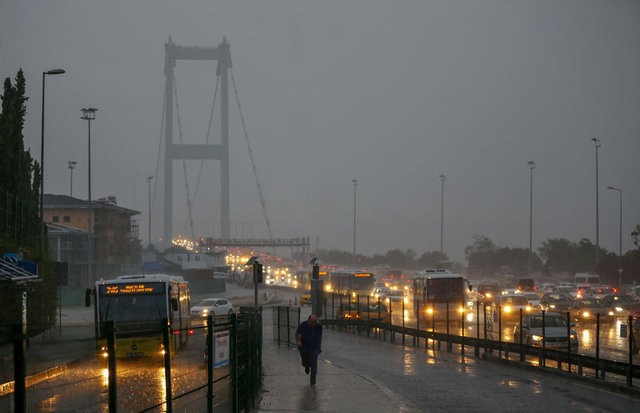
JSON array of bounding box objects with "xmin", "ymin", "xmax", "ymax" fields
[{"xmin": 574, "ymin": 273, "xmax": 600, "ymax": 285}]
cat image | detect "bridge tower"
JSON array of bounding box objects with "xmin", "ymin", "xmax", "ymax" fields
[{"xmin": 163, "ymin": 36, "xmax": 231, "ymax": 243}]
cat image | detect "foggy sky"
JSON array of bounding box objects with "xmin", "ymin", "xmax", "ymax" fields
[{"xmin": 1, "ymin": 1, "xmax": 639, "ymax": 263}]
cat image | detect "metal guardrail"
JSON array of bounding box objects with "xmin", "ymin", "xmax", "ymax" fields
[{"xmin": 318, "ymin": 292, "xmax": 640, "ymax": 390}]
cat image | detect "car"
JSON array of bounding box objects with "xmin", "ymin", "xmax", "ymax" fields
[
  {"xmin": 359, "ymin": 302, "xmax": 391, "ymax": 323},
  {"xmin": 522, "ymin": 292, "xmax": 541, "ymax": 309},
  {"xmin": 570, "ymin": 297, "xmax": 609, "ymax": 324},
  {"xmin": 383, "ymin": 289, "xmax": 407, "ymax": 304},
  {"xmin": 190, "ymin": 298, "xmax": 235, "ymax": 320},
  {"xmin": 513, "ymin": 312, "xmax": 579, "ymax": 351},
  {"xmin": 601, "ymin": 294, "xmax": 637, "ymax": 319},
  {"xmin": 336, "ymin": 302, "xmax": 361, "ymax": 320},
  {"xmin": 494, "ymin": 294, "xmax": 533, "ymax": 321},
  {"xmin": 589, "ymin": 286, "xmax": 616, "ymax": 299},
  {"xmin": 478, "ymin": 282, "xmax": 501, "ymax": 303},
  {"xmin": 539, "ymin": 293, "xmax": 574, "ymax": 314}
]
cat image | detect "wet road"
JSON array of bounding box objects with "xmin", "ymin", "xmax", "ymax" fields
[{"xmin": 319, "ymin": 323, "xmax": 639, "ymax": 412}]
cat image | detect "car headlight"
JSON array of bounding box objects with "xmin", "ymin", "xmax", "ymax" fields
[
  {"xmin": 615, "ymin": 307, "xmax": 623, "ymax": 313},
  {"xmin": 458, "ymin": 306, "xmax": 465, "ymax": 314},
  {"xmin": 531, "ymin": 335, "xmax": 543, "ymax": 342},
  {"xmin": 525, "ymin": 306, "xmax": 532, "ymax": 312},
  {"xmin": 504, "ymin": 306, "xmax": 512, "ymax": 313},
  {"xmin": 549, "ymin": 304, "xmax": 556, "ymax": 309},
  {"xmin": 582, "ymin": 311, "xmax": 590, "ymax": 318},
  {"xmin": 426, "ymin": 307, "xmax": 433, "ymax": 315},
  {"xmin": 202, "ymin": 309, "xmax": 209, "ymax": 315}
]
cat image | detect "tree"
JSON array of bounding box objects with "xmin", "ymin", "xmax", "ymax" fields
[{"xmin": 416, "ymin": 250, "xmax": 449, "ymax": 269}]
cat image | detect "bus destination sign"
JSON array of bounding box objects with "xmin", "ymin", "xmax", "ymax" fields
[
  {"xmin": 99, "ymin": 283, "xmax": 164, "ymax": 296},
  {"xmin": 354, "ymin": 273, "xmax": 372, "ymax": 278}
]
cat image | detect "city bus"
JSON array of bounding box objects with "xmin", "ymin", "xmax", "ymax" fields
[
  {"xmin": 327, "ymin": 270, "xmax": 376, "ymax": 298},
  {"xmin": 86, "ymin": 273, "xmax": 191, "ymax": 358},
  {"xmin": 411, "ymin": 269, "xmax": 478, "ymax": 323}
]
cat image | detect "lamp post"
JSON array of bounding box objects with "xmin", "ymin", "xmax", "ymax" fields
[
  {"xmin": 527, "ymin": 161, "xmax": 535, "ymax": 275},
  {"xmin": 67, "ymin": 161, "xmax": 77, "ymax": 196},
  {"xmin": 607, "ymin": 186, "xmax": 623, "ymax": 286},
  {"xmin": 352, "ymin": 178, "xmax": 358, "ymax": 267},
  {"xmin": 147, "ymin": 176, "xmax": 154, "ymax": 247},
  {"xmin": 592, "ymin": 137, "xmax": 601, "ymax": 266},
  {"xmin": 82, "ymin": 108, "xmax": 97, "ymax": 283},
  {"xmin": 40, "ymin": 68, "xmax": 65, "ymax": 254},
  {"xmin": 438, "ymin": 174, "xmax": 445, "ymax": 254}
]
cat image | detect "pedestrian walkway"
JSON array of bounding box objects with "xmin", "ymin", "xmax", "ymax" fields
[{"xmin": 258, "ymin": 307, "xmax": 405, "ymax": 413}]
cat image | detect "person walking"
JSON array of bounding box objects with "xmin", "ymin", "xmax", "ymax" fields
[{"xmin": 295, "ymin": 313, "xmax": 323, "ymax": 386}]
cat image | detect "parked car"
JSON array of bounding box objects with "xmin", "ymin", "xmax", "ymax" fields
[
  {"xmin": 191, "ymin": 298, "xmax": 235, "ymax": 320},
  {"xmin": 570, "ymin": 297, "xmax": 609, "ymax": 324},
  {"xmin": 539, "ymin": 293, "xmax": 574, "ymax": 314},
  {"xmin": 513, "ymin": 312, "xmax": 579, "ymax": 351}
]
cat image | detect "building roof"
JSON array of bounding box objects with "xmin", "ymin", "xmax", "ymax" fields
[
  {"xmin": 43, "ymin": 194, "xmax": 139, "ymax": 215},
  {"xmin": 46, "ymin": 222, "xmax": 87, "ymax": 235}
]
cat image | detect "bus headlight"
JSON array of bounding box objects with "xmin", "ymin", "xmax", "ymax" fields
[
  {"xmin": 325, "ymin": 284, "xmax": 332, "ymax": 292},
  {"xmin": 504, "ymin": 306, "xmax": 512, "ymax": 313}
]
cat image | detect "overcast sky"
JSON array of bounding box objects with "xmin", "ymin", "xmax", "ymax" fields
[{"xmin": 1, "ymin": 1, "xmax": 639, "ymax": 263}]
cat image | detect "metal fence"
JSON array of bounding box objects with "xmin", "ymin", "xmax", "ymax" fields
[
  {"xmin": 319, "ymin": 292, "xmax": 640, "ymax": 389},
  {"xmin": 272, "ymin": 306, "xmax": 301, "ymax": 347},
  {"xmin": 0, "ymin": 309, "xmax": 262, "ymax": 413}
]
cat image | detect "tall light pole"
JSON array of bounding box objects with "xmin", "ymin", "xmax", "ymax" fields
[
  {"xmin": 592, "ymin": 137, "xmax": 601, "ymax": 266},
  {"xmin": 67, "ymin": 161, "xmax": 77, "ymax": 197},
  {"xmin": 527, "ymin": 161, "xmax": 535, "ymax": 275},
  {"xmin": 82, "ymin": 108, "xmax": 97, "ymax": 283},
  {"xmin": 607, "ymin": 186, "xmax": 623, "ymax": 286},
  {"xmin": 40, "ymin": 68, "xmax": 65, "ymax": 254},
  {"xmin": 352, "ymin": 178, "xmax": 358, "ymax": 267},
  {"xmin": 438, "ymin": 174, "xmax": 445, "ymax": 254},
  {"xmin": 147, "ymin": 176, "xmax": 154, "ymax": 247}
]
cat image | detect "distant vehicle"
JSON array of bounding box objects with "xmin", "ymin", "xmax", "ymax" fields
[
  {"xmin": 514, "ymin": 312, "xmax": 579, "ymax": 351},
  {"xmin": 574, "ymin": 273, "xmax": 600, "ymax": 285},
  {"xmin": 517, "ymin": 278, "xmax": 535, "ymax": 292},
  {"xmin": 384, "ymin": 289, "xmax": 407, "ymax": 304},
  {"xmin": 601, "ymin": 294, "xmax": 637, "ymax": 319},
  {"xmin": 478, "ymin": 281, "xmax": 501, "ymax": 303},
  {"xmin": 494, "ymin": 294, "xmax": 532, "ymax": 321},
  {"xmin": 411, "ymin": 270, "xmax": 478, "ymax": 323},
  {"xmin": 589, "ymin": 286, "xmax": 616, "ymax": 299},
  {"xmin": 523, "ymin": 292, "xmax": 541, "ymax": 309},
  {"xmin": 335, "ymin": 302, "xmax": 391, "ymax": 324},
  {"xmin": 328, "ymin": 270, "xmax": 376, "ymax": 298},
  {"xmin": 300, "ymin": 290, "xmax": 312, "ymax": 306},
  {"xmin": 539, "ymin": 293, "xmax": 574, "ymax": 314},
  {"xmin": 191, "ymin": 298, "xmax": 234, "ymax": 320},
  {"xmin": 539, "ymin": 283, "xmax": 558, "ymax": 294},
  {"xmin": 571, "ymin": 298, "xmax": 609, "ymax": 324}
]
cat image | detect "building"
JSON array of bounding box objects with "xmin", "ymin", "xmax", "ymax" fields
[{"xmin": 44, "ymin": 194, "xmax": 140, "ymax": 288}]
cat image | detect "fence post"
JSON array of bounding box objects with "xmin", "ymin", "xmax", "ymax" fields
[
  {"xmin": 446, "ymin": 301, "xmax": 451, "ymax": 352},
  {"xmin": 13, "ymin": 323, "xmax": 26, "ymax": 413},
  {"xmin": 461, "ymin": 301, "xmax": 465, "ymax": 356},
  {"xmin": 207, "ymin": 315, "xmax": 214, "ymax": 413},
  {"xmin": 475, "ymin": 301, "xmax": 480, "ymax": 358},
  {"xmin": 416, "ymin": 298, "xmax": 420, "ymax": 347},
  {"xmin": 402, "ymin": 298, "xmax": 405, "ymax": 346},
  {"xmin": 628, "ymin": 316, "xmax": 633, "ymax": 387},
  {"xmin": 519, "ymin": 309, "xmax": 524, "ymax": 362},
  {"xmin": 498, "ymin": 305, "xmax": 502, "ymax": 358},
  {"xmin": 231, "ymin": 313, "xmax": 238, "ymax": 413},
  {"xmin": 106, "ymin": 321, "xmax": 117, "ymax": 413},
  {"xmin": 566, "ymin": 312, "xmax": 571, "ymax": 372},
  {"xmin": 162, "ymin": 318, "xmax": 172, "ymax": 413},
  {"xmin": 595, "ymin": 313, "xmax": 600, "ymax": 378}
]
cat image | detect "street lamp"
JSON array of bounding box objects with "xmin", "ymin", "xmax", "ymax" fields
[
  {"xmin": 527, "ymin": 161, "xmax": 535, "ymax": 275},
  {"xmin": 67, "ymin": 161, "xmax": 77, "ymax": 197},
  {"xmin": 40, "ymin": 68, "xmax": 65, "ymax": 254},
  {"xmin": 147, "ymin": 176, "xmax": 154, "ymax": 247},
  {"xmin": 438, "ymin": 174, "xmax": 445, "ymax": 254},
  {"xmin": 352, "ymin": 178, "xmax": 358, "ymax": 267},
  {"xmin": 592, "ymin": 137, "xmax": 601, "ymax": 266},
  {"xmin": 82, "ymin": 107, "xmax": 97, "ymax": 283},
  {"xmin": 607, "ymin": 186, "xmax": 623, "ymax": 286}
]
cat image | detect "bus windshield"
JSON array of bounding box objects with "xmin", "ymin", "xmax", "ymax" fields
[{"xmin": 425, "ymin": 278, "xmax": 465, "ymax": 303}]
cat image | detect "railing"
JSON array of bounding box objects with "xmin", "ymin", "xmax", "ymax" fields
[
  {"xmin": 272, "ymin": 306, "xmax": 301, "ymax": 347},
  {"xmin": 1, "ymin": 309, "xmax": 263, "ymax": 413},
  {"xmin": 319, "ymin": 292, "xmax": 640, "ymax": 389}
]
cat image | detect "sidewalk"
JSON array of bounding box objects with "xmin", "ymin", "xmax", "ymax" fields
[{"xmin": 258, "ymin": 306, "xmax": 404, "ymax": 413}]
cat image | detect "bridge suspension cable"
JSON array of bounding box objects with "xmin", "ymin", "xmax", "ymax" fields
[{"xmin": 230, "ymin": 68, "xmax": 273, "ymax": 240}]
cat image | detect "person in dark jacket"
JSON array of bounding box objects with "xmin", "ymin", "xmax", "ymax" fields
[{"xmin": 295, "ymin": 313, "xmax": 323, "ymax": 386}]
